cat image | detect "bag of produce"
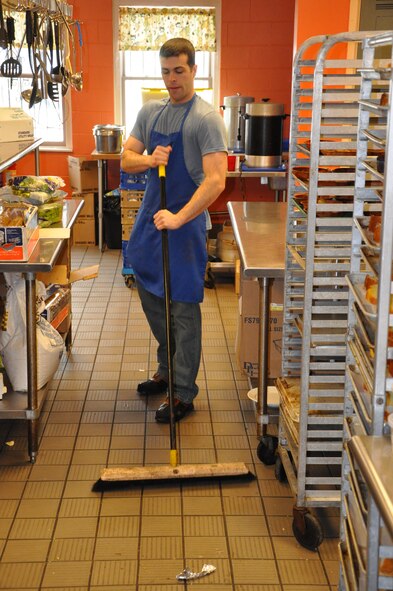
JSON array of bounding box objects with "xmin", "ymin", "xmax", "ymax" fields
[{"xmin": 38, "ymin": 201, "xmax": 64, "ymax": 227}]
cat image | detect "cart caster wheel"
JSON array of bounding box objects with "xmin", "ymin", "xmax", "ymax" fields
[
  {"xmin": 292, "ymin": 509, "xmax": 323, "ymax": 551},
  {"xmin": 257, "ymin": 436, "xmax": 277, "ymax": 465},
  {"xmin": 274, "ymin": 455, "xmax": 287, "ymax": 482},
  {"xmin": 124, "ymin": 275, "xmax": 135, "ymax": 289}
]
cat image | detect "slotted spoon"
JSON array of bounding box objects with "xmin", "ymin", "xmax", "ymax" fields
[{"xmin": 0, "ymin": 17, "xmax": 22, "ymax": 80}]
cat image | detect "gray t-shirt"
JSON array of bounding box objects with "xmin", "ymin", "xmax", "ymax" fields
[{"xmin": 130, "ymin": 95, "xmax": 227, "ymax": 185}]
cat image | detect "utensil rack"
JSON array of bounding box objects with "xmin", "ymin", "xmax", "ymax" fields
[
  {"xmin": 278, "ymin": 31, "xmax": 388, "ymax": 551},
  {"xmin": 339, "ymin": 31, "xmax": 393, "ymax": 591}
]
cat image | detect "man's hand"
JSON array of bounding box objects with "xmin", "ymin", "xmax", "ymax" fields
[
  {"xmin": 153, "ymin": 208, "xmax": 180, "ymax": 230},
  {"xmin": 150, "ymin": 145, "xmax": 172, "ymax": 169}
]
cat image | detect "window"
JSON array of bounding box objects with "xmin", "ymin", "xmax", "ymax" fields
[
  {"xmin": 0, "ymin": 10, "xmax": 73, "ymax": 150},
  {"xmin": 122, "ymin": 49, "xmax": 214, "ymax": 135},
  {"xmin": 113, "ymin": 0, "xmax": 221, "ymax": 135}
]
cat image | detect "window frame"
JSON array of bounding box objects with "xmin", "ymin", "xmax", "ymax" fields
[{"xmin": 112, "ymin": 0, "xmax": 222, "ymax": 129}]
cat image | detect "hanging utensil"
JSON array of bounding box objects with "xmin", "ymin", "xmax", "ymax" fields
[
  {"xmin": 46, "ymin": 20, "xmax": 59, "ymax": 102},
  {"xmin": 21, "ymin": 10, "xmax": 42, "ymax": 107},
  {"xmin": 51, "ymin": 20, "xmax": 62, "ymax": 82},
  {"xmin": 1, "ymin": 17, "xmax": 22, "ymax": 80},
  {"xmin": 70, "ymin": 20, "xmax": 83, "ymax": 91},
  {"xmin": 0, "ymin": 0, "xmax": 7, "ymax": 49}
]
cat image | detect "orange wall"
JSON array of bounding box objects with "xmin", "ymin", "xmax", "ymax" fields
[{"xmin": 16, "ymin": 0, "xmax": 352, "ymax": 205}]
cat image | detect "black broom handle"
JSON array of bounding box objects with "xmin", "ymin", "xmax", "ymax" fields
[{"xmin": 158, "ymin": 165, "xmax": 177, "ymax": 466}]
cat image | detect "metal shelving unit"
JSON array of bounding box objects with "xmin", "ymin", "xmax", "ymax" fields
[
  {"xmin": 339, "ymin": 31, "xmax": 393, "ymax": 591},
  {"xmin": 277, "ymin": 31, "xmax": 387, "ymax": 551}
]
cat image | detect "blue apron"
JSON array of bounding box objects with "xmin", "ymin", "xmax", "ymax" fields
[{"xmin": 126, "ymin": 96, "xmax": 207, "ymax": 304}]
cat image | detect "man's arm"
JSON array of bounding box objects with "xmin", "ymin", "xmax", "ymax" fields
[
  {"xmin": 121, "ymin": 135, "xmax": 172, "ymax": 173},
  {"xmin": 153, "ymin": 150, "xmax": 227, "ymax": 231}
]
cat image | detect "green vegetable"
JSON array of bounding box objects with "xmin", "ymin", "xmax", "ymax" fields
[{"xmin": 38, "ymin": 201, "xmax": 63, "ymax": 227}]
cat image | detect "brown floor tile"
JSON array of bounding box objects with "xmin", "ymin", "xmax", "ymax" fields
[
  {"xmin": 277, "ymin": 559, "xmax": 328, "ymax": 585},
  {"xmin": 16, "ymin": 498, "xmax": 61, "ymax": 519},
  {"xmin": 228, "ymin": 536, "xmax": 274, "ymax": 559},
  {"xmin": 94, "ymin": 537, "xmax": 139, "ymax": 560},
  {"xmin": 54, "ymin": 517, "xmax": 98, "ymax": 538},
  {"xmin": 139, "ymin": 536, "xmax": 183, "ymax": 560},
  {"xmin": 48, "ymin": 537, "xmax": 95, "ymax": 561},
  {"xmin": 90, "ymin": 559, "xmax": 137, "ymax": 586},
  {"xmin": 0, "ymin": 562, "xmax": 45, "ymax": 588},
  {"xmin": 184, "ymin": 535, "xmax": 229, "ymax": 558},
  {"xmin": 41, "ymin": 561, "xmax": 92, "ymax": 587},
  {"xmin": 2, "ymin": 539, "xmax": 50, "ymax": 562},
  {"xmin": 232, "ymin": 559, "xmax": 280, "ymax": 584},
  {"xmin": 9, "ymin": 518, "xmax": 55, "ymax": 540}
]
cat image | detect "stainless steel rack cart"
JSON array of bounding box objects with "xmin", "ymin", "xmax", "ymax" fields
[
  {"xmin": 339, "ymin": 31, "xmax": 393, "ymax": 591},
  {"xmin": 278, "ymin": 31, "xmax": 385, "ymax": 551}
]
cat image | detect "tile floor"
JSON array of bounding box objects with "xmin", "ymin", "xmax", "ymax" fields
[{"xmin": 0, "ymin": 246, "xmax": 339, "ymax": 590}]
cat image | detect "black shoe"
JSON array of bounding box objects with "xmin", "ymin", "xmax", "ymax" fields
[
  {"xmin": 155, "ymin": 398, "xmax": 194, "ymax": 423},
  {"xmin": 137, "ymin": 373, "xmax": 168, "ymax": 395}
]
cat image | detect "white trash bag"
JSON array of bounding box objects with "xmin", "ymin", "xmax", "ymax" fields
[{"xmin": 0, "ymin": 273, "xmax": 64, "ymax": 392}]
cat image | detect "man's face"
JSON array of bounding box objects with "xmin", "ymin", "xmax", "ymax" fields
[{"xmin": 160, "ymin": 53, "xmax": 197, "ymax": 104}]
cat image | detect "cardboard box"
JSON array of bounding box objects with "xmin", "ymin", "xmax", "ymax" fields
[
  {"xmin": 72, "ymin": 217, "xmax": 96, "ymax": 245},
  {"xmin": 68, "ymin": 156, "xmax": 98, "ymax": 192},
  {"xmin": 120, "ymin": 189, "xmax": 144, "ymax": 209},
  {"xmin": 37, "ymin": 264, "xmax": 99, "ymax": 287},
  {"xmin": 236, "ymin": 276, "xmax": 284, "ymax": 379},
  {"xmin": 0, "ymin": 205, "xmax": 39, "ymax": 261},
  {"xmin": 0, "ymin": 108, "xmax": 34, "ymax": 142},
  {"xmin": 71, "ymin": 191, "xmax": 96, "ymax": 217}
]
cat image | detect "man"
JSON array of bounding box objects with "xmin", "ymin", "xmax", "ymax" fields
[{"xmin": 122, "ymin": 38, "xmax": 227, "ymax": 423}]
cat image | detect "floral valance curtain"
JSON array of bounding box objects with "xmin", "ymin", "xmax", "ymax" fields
[{"xmin": 118, "ymin": 7, "xmax": 216, "ymax": 52}]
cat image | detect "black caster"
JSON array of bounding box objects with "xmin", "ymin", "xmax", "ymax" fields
[
  {"xmin": 124, "ymin": 275, "xmax": 135, "ymax": 289},
  {"xmin": 274, "ymin": 454, "xmax": 287, "ymax": 482},
  {"xmin": 292, "ymin": 507, "xmax": 323, "ymax": 551},
  {"xmin": 256, "ymin": 435, "xmax": 278, "ymax": 465}
]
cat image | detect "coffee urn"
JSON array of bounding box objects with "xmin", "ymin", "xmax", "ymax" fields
[
  {"xmin": 221, "ymin": 94, "xmax": 254, "ymax": 153},
  {"xmin": 244, "ymin": 99, "xmax": 285, "ymax": 167}
]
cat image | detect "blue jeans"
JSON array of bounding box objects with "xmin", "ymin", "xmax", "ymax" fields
[{"xmin": 136, "ymin": 281, "xmax": 201, "ymax": 404}]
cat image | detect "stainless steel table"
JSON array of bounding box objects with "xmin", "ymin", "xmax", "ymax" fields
[
  {"xmin": 0, "ymin": 199, "xmax": 83, "ymax": 462},
  {"xmin": 228, "ymin": 201, "xmax": 287, "ymax": 464}
]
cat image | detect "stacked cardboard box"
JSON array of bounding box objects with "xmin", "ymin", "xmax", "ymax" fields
[{"xmin": 68, "ymin": 156, "xmax": 98, "ymax": 246}]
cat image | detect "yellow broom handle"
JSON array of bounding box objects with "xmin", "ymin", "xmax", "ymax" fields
[{"xmin": 158, "ymin": 164, "xmax": 166, "ymax": 178}]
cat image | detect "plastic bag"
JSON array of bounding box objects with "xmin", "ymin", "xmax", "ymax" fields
[{"xmin": 0, "ymin": 273, "xmax": 64, "ymax": 392}]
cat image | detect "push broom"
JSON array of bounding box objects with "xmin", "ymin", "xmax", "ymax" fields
[{"xmin": 93, "ymin": 165, "xmax": 253, "ymax": 489}]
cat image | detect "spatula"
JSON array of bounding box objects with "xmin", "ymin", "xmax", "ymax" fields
[{"xmin": 0, "ymin": 17, "xmax": 22, "ymax": 80}]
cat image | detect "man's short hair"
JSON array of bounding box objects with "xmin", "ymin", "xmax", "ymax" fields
[{"xmin": 159, "ymin": 38, "xmax": 196, "ymax": 67}]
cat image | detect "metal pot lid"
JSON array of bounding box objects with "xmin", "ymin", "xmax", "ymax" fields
[
  {"xmin": 246, "ymin": 101, "xmax": 284, "ymax": 116},
  {"xmin": 223, "ymin": 94, "xmax": 254, "ymax": 107}
]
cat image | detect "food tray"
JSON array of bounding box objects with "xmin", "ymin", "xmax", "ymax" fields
[
  {"xmin": 280, "ymin": 401, "xmax": 300, "ymax": 446},
  {"xmin": 361, "ymin": 159, "xmax": 384, "ymax": 181},
  {"xmin": 276, "ymin": 377, "xmax": 300, "ymax": 423},
  {"xmin": 361, "ymin": 128, "xmax": 386, "ymax": 148},
  {"xmin": 353, "ymin": 216, "xmax": 381, "ymax": 252},
  {"xmin": 346, "ymin": 273, "xmax": 377, "ymax": 319},
  {"xmin": 348, "ymin": 364, "xmax": 372, "ymax": 424},
  {"xmin": 352, "ymin": 302, "xmax": 375, "ymax": 350},
  {"xmin": 348, "ymin": 338, "xmax": 374, "ymax": 394},
  {"xmin": 360, "ymin": 246, "xmax": 380, "ymax": 276}
]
